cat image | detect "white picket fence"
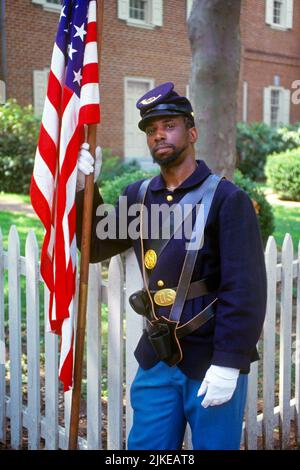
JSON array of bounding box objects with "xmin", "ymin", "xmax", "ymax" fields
[{"xmin": 0, "ymin": 225, "xmax": 299, "ymax": 450}]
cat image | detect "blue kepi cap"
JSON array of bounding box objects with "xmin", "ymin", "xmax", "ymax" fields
[{"xmin": 136, "ymin": 82, "xmax": 195, "ymax": 131}]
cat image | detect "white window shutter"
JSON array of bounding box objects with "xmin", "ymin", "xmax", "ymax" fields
[
  {"xmin": 33, "ymin": 70, "xmax": 48, "ymax": 116},
  {"xmin": 186, "ymin": 85, "xmax": 190, "ymax": 100},
  {"xmin": 281, "ymin": 89, "xmax": 291, "ymax": 124},
  {"xmin": 187, "ymin": 0, "xmax": 194, "ymax": 20},
  {"xmin": 286, "ymin": 0, "xmax": 294, "ymax": 28},
  {"xmin": 152, "ymin": 0, "xmax": 163, "ymax": 26},
  {"xmin": 263, "ymin": 87, "xmax": 271, "ymax": 125},
  {"xmin": 118, "ymin": 0, "xmax": 129, "ymax": 21},
  {"xmin": 32, "ymin": 0, "xmax": 45, "ymax": 5},
  {"xmin": 0, "ymin": 80, "xmax": 6, "ymax": 104},
  {"xmin": 265, "ymin": 0, "xmax": 273, "ymax": 25}
]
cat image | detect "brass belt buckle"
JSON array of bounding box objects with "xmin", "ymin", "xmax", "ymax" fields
[{"xmin": 154, "ymin": 288, "xmax": 176, "ymax": 307}]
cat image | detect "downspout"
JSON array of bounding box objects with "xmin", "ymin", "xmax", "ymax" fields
[{"xmin": 0, "ymin": 0, "xmax": 7, "ymax": 85}]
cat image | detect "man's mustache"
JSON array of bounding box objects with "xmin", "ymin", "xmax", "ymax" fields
[{"xmin": 153, "ymin": 143, "xmax": 175, "ymax": 152}]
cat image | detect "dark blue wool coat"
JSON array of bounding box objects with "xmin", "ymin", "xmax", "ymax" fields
[{"xmin": 76, "ymin": 160, "xmax": 267, "ymax": 381}]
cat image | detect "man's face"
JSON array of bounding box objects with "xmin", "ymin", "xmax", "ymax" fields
[{"xmin": 144, "ymin": 116, "xmax": 196, "ymax": 167}]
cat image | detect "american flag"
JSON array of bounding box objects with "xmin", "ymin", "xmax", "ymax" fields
[{"xmin": 30, "ymin": 0, "xmax": 100, "ymax": 391}]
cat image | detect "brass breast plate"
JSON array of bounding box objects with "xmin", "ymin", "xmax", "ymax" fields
[{"xmin": 154, "ymin": 288, "xmax": 176, "ymax": 307}]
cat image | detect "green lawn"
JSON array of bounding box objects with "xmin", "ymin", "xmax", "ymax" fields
[
  {"xmin": 272, "ymin": 205, "xmax": 300, "ymax": 252},
  {"xmin": 0, "ymin": 210, "xmax": 44, "ymax": 254},
  {"xmin": 256, "ymin": 182, "xmax": 300, "ymax": 251}
]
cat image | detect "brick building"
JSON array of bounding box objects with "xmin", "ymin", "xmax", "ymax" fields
[{"xmin": 1, "ymin": 0, "xmax": 300, "ymax": 166}]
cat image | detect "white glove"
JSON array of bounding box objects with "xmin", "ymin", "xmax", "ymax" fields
[
  {"xmin": 197, "ymin": 365, "xmax": 239, "ymax": 408},
  {"xmin": 76, "ymin": 142, "xmax": 102, "ymax": 192}
]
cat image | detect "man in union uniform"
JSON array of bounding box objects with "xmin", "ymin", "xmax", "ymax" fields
[{"xmin": 75, "ymin": 82, "xmax": 267, "ymax": 450}]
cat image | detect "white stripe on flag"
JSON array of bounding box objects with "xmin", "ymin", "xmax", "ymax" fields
[
  {"xmin": 33, "ymin": 149, "xmax": 55, "ymax": 205},
  {"xmin": 88, "ymin": 0, "xmax": 97, "ymax": 22},
  {"xmin": 62, "ymin": 166, "xmax": 77, "ymax": 265},
  {"xmin": 70, "ymin": 235, "xmax": 77, "ymax": 270},
  {"xmin": 80, "ymin": 83, "xmax": 100, "ymax": 107},
  {"xmin": 42, "ymin": 96, "xmax": 60, "ymax": 145},
  {"xmin": 59, "ymin": 94, "xmax": 80, "ymax": 171},
  {"xmin": 51, "ymin": 43, "xmax": 67, "ymax": 85},
  {"xmin": 58, "ymin": 305, "xmax": 74, "ymax": 375},
  {"xmin": 83, "ymin": 42, "xmax": 98, "ymax": 66},
  {"xmin": 48, "ymin": 225, "xmax": 55, "ymax": 258}
]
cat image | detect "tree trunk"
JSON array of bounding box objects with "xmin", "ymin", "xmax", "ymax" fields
[{"xmin": 188, "ymin": 0, "xmax": 241, "ymax": 180}]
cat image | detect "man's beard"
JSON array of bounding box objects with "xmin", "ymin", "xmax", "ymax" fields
[{"xmin": 151, "ymin": 144, "xmax": 188, "ymax": 167}]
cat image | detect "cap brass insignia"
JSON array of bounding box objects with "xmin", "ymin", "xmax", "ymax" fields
[
  {"xmin": 144, "ymin": 249, "xmax": 157, "ymax": 270},
  {"xmin": 140, "ymin": 94, "xmax": 162, "ymax": 106}
]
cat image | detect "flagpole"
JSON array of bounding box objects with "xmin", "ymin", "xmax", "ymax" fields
[{"xmin": 68, "ymin": 0, "xmax": 104, "ymax": 450}]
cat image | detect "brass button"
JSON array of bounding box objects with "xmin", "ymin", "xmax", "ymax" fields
[
  {"xmin": 166, "ymin": 195, "xmax": 173, "ymax": 202},
  {"xmin": 144, "ymin": 249, "xmax": 157, "ymax": 270},
  {"xmin": 157, "ymin": 280, "xmax": 164, "ymax": 287}
]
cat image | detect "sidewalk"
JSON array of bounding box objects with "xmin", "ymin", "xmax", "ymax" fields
[{"xmin": 0, "ymin": 195, "xmax": 35, "ymax": 216}]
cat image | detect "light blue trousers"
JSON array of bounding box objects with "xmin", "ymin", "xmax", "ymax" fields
[{"xmin": 128, "ymin": 361, "xmax": 248, "ymax": 450}]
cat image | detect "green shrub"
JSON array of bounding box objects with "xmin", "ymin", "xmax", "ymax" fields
[
  {"xmin": 0, "ymin": 100, "xmax": 40, "ymax": 194},
  {"xmin": 236, "ymin": 122, "xmax": 300, "ymax": 181},
  {"xmin": 101, "ymin": 168, "xmax": 158, "ymax": 206},
  {"xmin": 234, "ymin": 170, "xmax": 275, "ymax": 245},
  {"xmin": 99, "ymin": 148, "xmax": 141, "ymax": 182},
  {"xmin": 265, "ymin": 149, "xmax": 300, "ymax": 201}
]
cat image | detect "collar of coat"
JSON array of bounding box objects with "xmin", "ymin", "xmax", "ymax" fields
[{"xmin": 149, "ymin": 160, "xmax": 212, "ymax": 192}]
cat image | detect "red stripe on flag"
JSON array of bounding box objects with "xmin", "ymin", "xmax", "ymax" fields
[
  {"xmin": 81, "ymin": 63, "xmax": 99, "ymax": 86},
  {"xmin": 30, "ymin": 177, "xmax": 53, "ymax": 230},
  {"xmin": 61, "ymin": 86, "xmax": 73, "ymax": 116},
  {"xmin": 38, "ymin": 125, "xmax": 58, "ymax": 176},
  {"xmin": 47, "ymin": 71, "xmax": 63, "ymax": 114},
  {"xmin": 79, "ymin": 103, "xmax": 100, "ymax": 126},
  {"xmin": 86, "ymin": 21, "xmax": 97, "ymax": 43},
  {"xmin": 59, "ymin": 336, "xmax": 74, "ymax": 392}
]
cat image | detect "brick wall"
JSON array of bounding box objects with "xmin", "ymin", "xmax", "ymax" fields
[
  {"xmin": 238, "ymin": 0, "xmax": 300, "ymax": 123},
  {"xmin": 5, "ymin": 0, "xmax": 59, "ymax": 105}
]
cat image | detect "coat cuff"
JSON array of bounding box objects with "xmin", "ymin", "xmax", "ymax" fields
[{"xmin": 212, "ymin": 350, "xmax": 251, "ymax": 371}]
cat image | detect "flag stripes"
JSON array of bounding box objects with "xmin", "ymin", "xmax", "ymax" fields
[{"xmin": 30, "ymin": 0, "xmax": 100, "ymax": 391}]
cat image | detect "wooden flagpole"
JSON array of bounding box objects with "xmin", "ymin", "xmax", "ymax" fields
[{"xmin": 68, "ymin": 0, "xmax": 104, "ymax": 450}]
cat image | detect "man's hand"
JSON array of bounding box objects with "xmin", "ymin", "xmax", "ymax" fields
[
  {"xmin": 197, "ymin": 365, "xmax": 239, "ymax": 408},
  {"xmin": 76, "ymin": 142, "xmax": 102, "ymax": 192}
]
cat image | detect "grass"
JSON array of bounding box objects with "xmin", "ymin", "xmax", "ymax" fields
[
  {"xmin": 272, "ymin": 205, "xmax": 300, "ymax": 252},
  {"xmin": 0, "ymin": 211, "xmax": 44, "ymax": 253},
  {"xmin": 256, "ymin": 181, "xmax": 300, "ymax": 251}
]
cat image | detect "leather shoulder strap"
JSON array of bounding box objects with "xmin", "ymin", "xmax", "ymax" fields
[
  {"xmin": 146, "ymin": 173, "xmax": 220, "ymax": 266},
  {"xmin": 136, "ymin": 178, "xmax": 152, "ymax": 205},
  {"xmin": 169, "ymin": 174, "xmax": 222, "ymax": 323}
]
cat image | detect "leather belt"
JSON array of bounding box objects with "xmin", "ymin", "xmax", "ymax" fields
[
  {"xmin": 146, "ymin": 298, "xmax": 217, "ymax": 339},
  {"xmin": 176, "ymin": 299, "xmax": 217, "ymax": 338}
]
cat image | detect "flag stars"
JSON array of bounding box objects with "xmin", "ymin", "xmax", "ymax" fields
[
  {"xmin": 60, "ymin": 6, "xmax": 66, "ymax": 20},
  {"xmin": 68, "ymin": 43, "xmax": 77, "ymax": 60},
  {"xmin": 74, "ymin": 23, "xmax": 87, "ymax": 42},
  {"xmin": 73, "ymin": 69, "xmax": 82, "ymax": 86}
]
